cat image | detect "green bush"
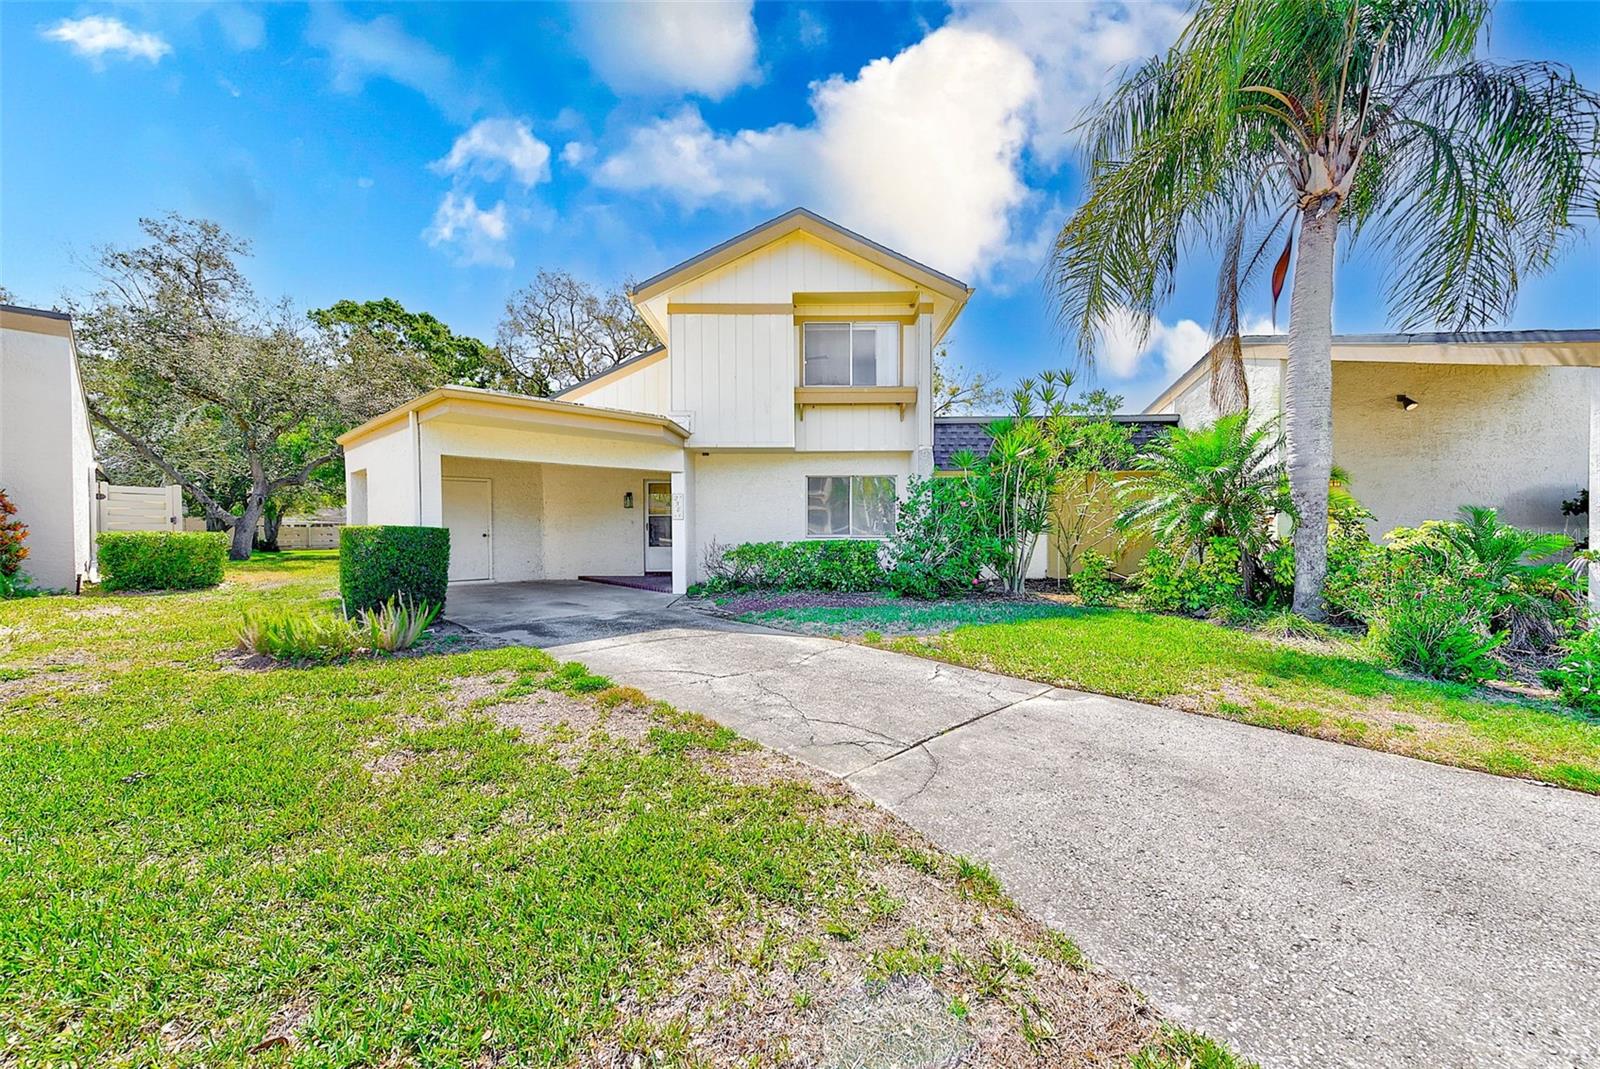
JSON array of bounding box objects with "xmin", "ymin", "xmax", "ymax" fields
[
  {"xmin": 702, "ymin": 539, "xmax": 885, "ymax": 593},
  {"xmin": 1137, "ymin": 538, "xmax": 1246, "ymax": 617},
  {"xmin": 885, "ymin": 475, "xmax": 1001, "ymax": 598},
  {"xmin": 340, "ymin": 526, "xmax": 450, "ymax": 613},
  {"xmin": 1070, "ymin": 550, "xmax": 1116, "ymax": 605},
  {"xmin": 1543, "ymin": 627, "xmax": 1600, "ymax": 716},
  {"xmin": 97, "ymin": 531, "xmax": 227, "ymax": 591},
  {"xmin": 1371, "ymin": 593, "xmax": 1503, "ymax": 683}
]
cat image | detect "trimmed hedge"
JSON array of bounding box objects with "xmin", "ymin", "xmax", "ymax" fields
[
  {"xmin": 97, "ymin": 531, "xmax": 227, "ymax": 591},
  {"xmin": 703, "ymin": 539, "xmax": 885, "ymax": 593},
  {"xmin": 340, "ymin": 525, "xmax": 450, "ymax": 613}
]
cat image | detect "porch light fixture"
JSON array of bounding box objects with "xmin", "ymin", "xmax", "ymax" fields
[
  {"xmin": 1397, "ymin": 394, "xmax": 1419, "ymax": 411},
  {"xmin": 623, "ymin": 492, "xmax": 634, "ymax": 509}
]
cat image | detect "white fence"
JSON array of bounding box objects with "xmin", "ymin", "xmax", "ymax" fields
[{"xmin": 97, "ymin": 483, "xmax": 182, "ymax": 533}]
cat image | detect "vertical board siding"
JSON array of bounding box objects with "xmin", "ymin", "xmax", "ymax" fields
[{"xmin": 664, "ymin": 233, "xmax": 933, "ymax": 450}]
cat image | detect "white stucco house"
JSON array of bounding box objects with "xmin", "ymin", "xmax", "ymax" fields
[
  {"xmin": 1145, "ymin": 331, "xmax": 1600, "ymax": 550},
  {"xmin": 341, "ymin": 208, "xmax": 1598, "ymax": 601},
  {"xmin": 0, "ymin": 305, "xmax": 100, "ymax": 591},
  {"xmin": 340, "ymin": 208, "xmax": 1004, "ymax": 594}
]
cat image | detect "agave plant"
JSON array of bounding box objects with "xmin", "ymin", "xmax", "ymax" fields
[{"xmin": 1116, "ymin": 411, "xmax": 1291, "ymax": 600}]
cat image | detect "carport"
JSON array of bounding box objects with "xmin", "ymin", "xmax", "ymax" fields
[{"xmin": 339, "ymin": 387, "xmax": 693, "ymax": 592}]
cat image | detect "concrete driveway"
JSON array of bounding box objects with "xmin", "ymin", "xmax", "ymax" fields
[{"xmin": 447, "ymin": 584, "xmax": 1600, "ymax": 1068}]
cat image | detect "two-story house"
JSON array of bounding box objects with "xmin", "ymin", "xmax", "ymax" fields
[{"xmin": 338, "ymin": 208, "xmax": 980, "ymax": 594}]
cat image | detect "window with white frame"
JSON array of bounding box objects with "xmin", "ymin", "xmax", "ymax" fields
[
  {"xmin": 802, "ymin": 322, "xmax": 899, "ymax": 386},
  {"xmin": 806, "ymin": 476, "xmax": 897, "ymax": 538}
]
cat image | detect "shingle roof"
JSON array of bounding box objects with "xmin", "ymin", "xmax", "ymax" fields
[{"xmin": 932, "ymin": 414, "xmax": 1177, "ymax": 471}]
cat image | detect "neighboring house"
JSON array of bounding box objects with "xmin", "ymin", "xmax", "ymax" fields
[
  {"xmin": 343, "ymin": 209, "xmax": 989, "ymax": 593},
  {"xmin": 1146, "ymin": 331, "xmax": 1600, "ymax": 545},
  {"xmin": 0, "ymin": 305, "xmax": 100, "ymax": 590}
]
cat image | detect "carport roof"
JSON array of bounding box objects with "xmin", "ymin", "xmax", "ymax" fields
[{"xmin": 336, "ymin": 386, "xmax": 690, "ymax": 449}]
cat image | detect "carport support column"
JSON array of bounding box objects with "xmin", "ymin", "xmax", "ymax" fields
[{"xmin": 671, "ymin": 461, "xmax": 693, "ymax": 596}]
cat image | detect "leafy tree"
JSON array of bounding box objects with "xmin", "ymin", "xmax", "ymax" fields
[
  {"xmin": 497, "ymin": 270, "xmax": 657, "ymax": 391},
  {"xmin": 0, "ymin": 488, "xmax": 29, "ymax": 577},
  {"xmin": 1116, "ymin": 411, "xmax": 1291, "ymax": 600},
  {"xmin": 308, "ymin": 298, "xmax": 518, "ymax": 392},
  {"xmin": 77, "ymin": 214, "xmax": 428, "ymax": 561},
  {"xmin": 931, "ymin": 343, "xmax": 1005, "ymax": 416},
  {"xmin": 1050, "ymin": 0, "xmax": 1599, "ymax": 618}
]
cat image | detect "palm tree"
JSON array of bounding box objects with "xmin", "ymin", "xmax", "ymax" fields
[
  {"xmin": 1116, "ymin": 412, "xmax": 1291, "ymax": 600},
  {"xmin": 1050, "ymin": 0, "xmax": 1599, "ymax": 619}
]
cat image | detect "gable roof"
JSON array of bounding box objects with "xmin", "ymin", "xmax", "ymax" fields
[
  {"xmin": 932, "ymin": 414, "xmax": 1177, "ymax": 472},
  {"xmin": 553, "ymin": 345, "xmax": 666, "ymax": 399},
  {"xmin": 336, "ymin": 385, "xmax": 689, "ymax": 450},
  {"xmin": 628, "ymin": 207, "xmax": 973, "ymax": 304}
]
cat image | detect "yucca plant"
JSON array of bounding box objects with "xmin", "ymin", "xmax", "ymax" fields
[
  {"xmin": 1052, "ymin": 0, "xmax": 1600, "ymax": 619},
  {"xmin": 1116, "ymin": 411, "xmax": 1291, "ymax": 599},
  {"xmin": 356, "ymin": 595, "xmax": 440, "ymax": 653},
  {"xmin": 235, "ymin": 606, "xmax": 355, "ymax": 662}
]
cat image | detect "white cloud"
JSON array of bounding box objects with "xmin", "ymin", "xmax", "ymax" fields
[
  {"xmin": 41, "ymin": 16, "xmax": 171, "ymax": 64},
  {"xmin": 433, "ymin": 118, "xmax": 551, "ymax": 187},
  {"xmin": 595, "ymin": 26, "xmax": 1036, "ymax": 279},
  {"xmin": 307, "ymin": 9, "xmax": 474, "ymax": 119},
  {"xmin": 212, "ymin": 4, "xmax": 265, "ymax": 50},
  {"xmin": 1098, "ymin": 307, "xmax": 1214, "ymax": 379},
  {"xmin": 560, "ymin": 141, "xmax": 594, "ymax": 167},
  {"xmin": 423, "ymin": 193, "xmax": 513, "ymax": 268},
  {"xmin": 595, "ymin": 108, "xmax": 806, "ymax": 209},
  {"xmin": 950, "ymin": 1, "xmax": 1187, "ymax": 163},
  {"xmin": 575, "ymin": 1, "xmax": 758, "ymax": 99}
]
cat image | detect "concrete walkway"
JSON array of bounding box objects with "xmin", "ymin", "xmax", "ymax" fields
[{"xmin": 450, "ymin": 590, "xmax": 1600, "ymax": 1067}]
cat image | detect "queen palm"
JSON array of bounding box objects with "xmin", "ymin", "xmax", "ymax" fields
[{"xmin": 1050, "ymin": 0, "xmax": 1599, "ymax": 619}]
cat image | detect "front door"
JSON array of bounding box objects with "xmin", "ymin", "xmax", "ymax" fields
[
  {"xmin": 442, "ymin": 477, "xmax": 492, "ymax": 581},
  {"xmin": 644, "ymin": 480, "xmax": 672, "ymax": 573}
]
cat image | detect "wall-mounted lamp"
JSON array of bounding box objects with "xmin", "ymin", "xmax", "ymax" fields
[
  {"xmin": 623, "ymin": 492, "xmax": 634, "ymax": 509},
  {"xmin": 1397, "ymin": 394, "xmax": 1419, "ymax": 411}
]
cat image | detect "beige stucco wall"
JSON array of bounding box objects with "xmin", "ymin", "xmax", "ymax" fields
[
  {"xmin": 690, "ymin": 450, "xmax": 913, "ymax": 582},
  {"xmin": 1332, "ymin": 362, "xmax": 1588, "ymax": 536},
  {"xmin": 438, "ymin": 457, "xmax": 664, "ymax": 582},
  {"xmin": 0, "ymin": 322, "xmax": 97, "ymax": 590}
]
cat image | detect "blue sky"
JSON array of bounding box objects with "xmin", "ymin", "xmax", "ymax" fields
[{"xmin": 3, "ymin": 1, "xmax": 1597, "ymax": 410}]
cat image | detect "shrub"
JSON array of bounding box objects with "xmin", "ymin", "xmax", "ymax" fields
[
  {"xmin": 236, "ymin": 606, "xmax": 356, "ymax": 662},
  {"xmin": 0, "ymin": 488, "xmax": 29, "ymax": 578},
  {"xmin": 1266, "ymin": 492, "xmax": 1379, "ymax": 620},
  {"xmin": 0, "ymin": 570, "xmax": 43, "ymax": 600},
  {"xmin": 340, "ymin": 525, "xmax": 450, "ymax": 613},
  {"xmin": 1137, "ymin": 538, "xmax": 1246, "ymax": 616},
  {"xmin": 701, "ymin": 539, "xmax": 884, "ymax": 593},
  {"xmin": 97, "ymin": 531, "xmax": 227, "ymax": 591},
  {"xmin": 1543, "ymin": 627, "xmax": 1600, "ymax": 716},
  {"xmin": 885, "ymin": 475, "xmax": 1002, "ymax": 598},
  {"xmin": 1070, "ymin": 550, "xmax": 1116, "ymax": 606},
  {"xmin": 1372, "ymin": 595, "xmax": 1503, "ymax": 683}
]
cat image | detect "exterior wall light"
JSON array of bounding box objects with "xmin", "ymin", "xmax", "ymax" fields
[
  {"xmin": 1397, "ymin": 394, "xmax": 1419, "ymax": 411},
  {"xmin": 623, "ymin": 492, "xmax": 634, "ymax": 509}
]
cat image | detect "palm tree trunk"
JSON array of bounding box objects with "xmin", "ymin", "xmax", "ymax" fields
[{"xmin": 1285, "ymin": 204, "xmax": 1338, "ymax": 620}]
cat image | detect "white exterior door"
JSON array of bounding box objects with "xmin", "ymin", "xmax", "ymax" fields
[
  {"xmin": 644, "ymin": 480, "xmax": 672, "ymax": 573},
  {"xmin": 442, "ymin": 477, "xmax": 492, "ymax": 581}
]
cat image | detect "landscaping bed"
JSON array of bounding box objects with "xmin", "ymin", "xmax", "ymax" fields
[{"xmin": 0, "ymin": 550, "xmax": 1241, "ymax": 1067}]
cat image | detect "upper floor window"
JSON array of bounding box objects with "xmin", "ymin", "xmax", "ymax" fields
[{"xmin": 802, "ymin": 322, "xmax": 899, "ymax": 387}]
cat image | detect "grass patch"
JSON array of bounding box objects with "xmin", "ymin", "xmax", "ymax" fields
[
  {"xmin": 721, "ymin": 591, "xmax": 1079, "ymax": 637},
  {"xmin": 883, "ymin": 604, "xmax": 1600, "ymax": 793},
  {"xmin": 1, "ymin": 550, "xmax": 1232, "ymax": 1065}
]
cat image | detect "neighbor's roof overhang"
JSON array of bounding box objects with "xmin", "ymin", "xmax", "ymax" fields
[
  {"xmin": 337, "ymin": 386, "xmax": 690, "ymax": 450},
  {"xmin": 1145, "ymin": 329, "xmax": 1600, "ymax": 414},
  {"xmin": 0, "ymin": 304, "xmax": 74, "ymax": 339}
]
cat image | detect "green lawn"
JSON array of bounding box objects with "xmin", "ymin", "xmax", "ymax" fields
[
  {"xmin": 735, "ymin": 596, "xmax": 1600, "ymax": 794},
  {"xmin": 0, "ymin": 552, "xmax": 1241, "ymax": 1067}
]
